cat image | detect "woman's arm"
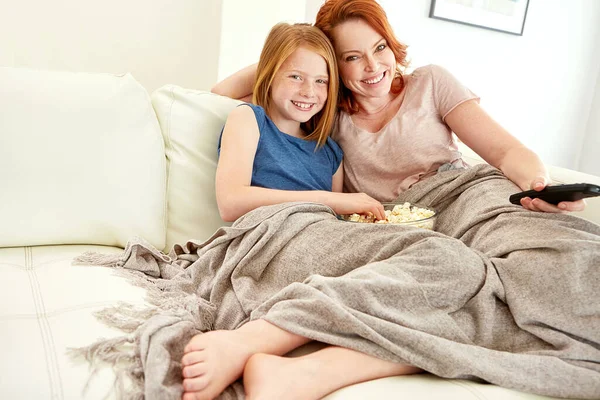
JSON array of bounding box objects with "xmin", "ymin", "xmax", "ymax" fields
[
  {"xmin": 216, "ymin": 107, "xmax": 385, "ymax": 221},
  {"xmin": 211, "ymin": 64, "xmax": 258, "ymax": 101},
  {"xmin": 445, "ymin": 100, "xmax": 585, "ymax": 212}
]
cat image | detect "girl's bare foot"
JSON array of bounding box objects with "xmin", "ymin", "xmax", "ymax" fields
[
  {"xmin": 180, "ymin": 320, "xmax": 309, "ymax": 400},
  {"xmin": 181, "ymin": 330, "xmax": 252, "ymax": 400},
  {"xmin": 244, "ymin": 354, "xmax": 325, "ymax": 400},
  {"xmin": 244, "ymin": 347, "xmax": 422, "ymax": 400}
]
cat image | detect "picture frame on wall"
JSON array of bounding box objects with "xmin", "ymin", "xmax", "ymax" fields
[{"xmin": 429, "ymin": 0, "xmax": 530, "ymax": 36}]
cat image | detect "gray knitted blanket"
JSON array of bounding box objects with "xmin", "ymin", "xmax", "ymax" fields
[{"xmin": 72, "ymin": 165, "xmax": 600, "ymax": 399}]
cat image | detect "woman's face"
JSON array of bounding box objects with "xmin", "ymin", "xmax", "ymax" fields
[{"xmin": 331, "ymin": 18, "xmax": 396, "ymax": 99}]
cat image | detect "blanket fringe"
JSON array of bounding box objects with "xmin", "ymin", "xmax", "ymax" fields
[
  {"xmin": 69, "ymin": 268, "xmax": 215, "ymax": 399},
  {"xmin": 111, "ymin": 268, "xmax": 217, "ymax": 331},
  {"xmin": 67, "ymin": 334, "xmax": 144, "ymax": 400},
  {"xmin": 70, "ymin": 236, "xmax": 219, "ymax": 399},
  {"xmin": 72, "ymin": 251, "xmax": 124, "ymax": 268},
  {"xmin": 93, "ymin": 302, "xmax": 159, "ymax": 334}
]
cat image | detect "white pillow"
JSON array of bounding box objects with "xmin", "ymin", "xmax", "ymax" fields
[
  {"xmin": 0, "ymin": 67, "xmax": 167, "ymax": 249},
  {"xmin": 151, "ymin": 86, "xmax": 240, "ymax": 250}
]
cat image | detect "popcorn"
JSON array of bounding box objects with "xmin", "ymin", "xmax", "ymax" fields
[{"xmin": 341, "ymin": 202, "xmax": 436, "ymax": 229}]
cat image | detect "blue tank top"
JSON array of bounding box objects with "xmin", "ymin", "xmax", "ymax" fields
[{"xmin": 218, "ymin": 104, "xmax": 343, "ymax": 191}]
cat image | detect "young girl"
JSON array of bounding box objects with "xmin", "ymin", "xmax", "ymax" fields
[
  {"xmin": 181, "ymin": 22, "xmax": 397, "ymax": 400},
  {"xmin": 214, "ymin": 22, "xmax": 385, "ymax": 224}
]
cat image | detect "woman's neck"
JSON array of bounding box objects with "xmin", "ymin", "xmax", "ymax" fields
[
  {"xmin": 349, "ymin": 85, "xmax": 406, "ymax": 133},
  {"xmin": 354, "ymin": 92, "xmax": 396, "ymax": 117},
  {"xmin": 353, "ymin": 76, "xmax": 405, "ymax": 118}
]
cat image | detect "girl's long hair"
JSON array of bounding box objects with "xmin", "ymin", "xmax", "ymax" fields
[{"xmin": 253, "ymin": 23, "xmax": 339, "ymax": 147}]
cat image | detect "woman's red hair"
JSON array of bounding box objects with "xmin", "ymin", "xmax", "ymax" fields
[{"xmin": 315, "ymin": 0, "xmax": 409, "ymax": 114}]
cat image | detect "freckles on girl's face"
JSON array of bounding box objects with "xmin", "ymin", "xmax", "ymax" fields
[{"xmin": 268, "ymin": 47, "xmax": 330, "ymax": 129}]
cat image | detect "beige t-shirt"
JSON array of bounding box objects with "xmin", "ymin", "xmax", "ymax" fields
[{"xmin": 332, "ymin": 64, "xmax": 479, "ymax": 202}]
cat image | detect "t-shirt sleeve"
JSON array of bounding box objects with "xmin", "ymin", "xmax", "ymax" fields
[
  {"xmin": 428, "ymin": 64, "xmax": 480, "ymax": 121},
  {"xmin": 326, "ymin": 137, "xmax": 344, "ymax": 174}
]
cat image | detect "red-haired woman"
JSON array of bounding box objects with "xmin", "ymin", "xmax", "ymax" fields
[{"xmin": 186, "ymin": 1, "xmax": 597, "ymax": 400}]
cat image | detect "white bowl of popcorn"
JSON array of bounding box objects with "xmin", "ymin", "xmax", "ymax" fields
[{"xmin": 339, "ymin": 202, "xmax": 437, "ymax": 230}]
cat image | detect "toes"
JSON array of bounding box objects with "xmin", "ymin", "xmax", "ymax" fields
[
  {"xmin": 183, "ymin": 376, "xmax": 210, "ymax": 392},
  {"xmin": 182, "ymin": 362, "xmax": 208, "ymax": 379},
  {"xmin": 182, "ymin": 350, "xmax": 205, "ymax": 366},
  {"xmin": 184, "ymin": 334, "xmax": 205, "ymax": 353},
  {"xmin": 182, "ymin": 392, "xmax": 207, "ymax": 400}
]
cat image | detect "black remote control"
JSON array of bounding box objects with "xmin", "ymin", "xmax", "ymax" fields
[{"xmin": 509, "ymin": 183, "xmax": 600, "ymax": 205}]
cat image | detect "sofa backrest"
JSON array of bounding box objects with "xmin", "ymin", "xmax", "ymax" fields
[
  {"xmin": 0, "ymin": 67, "xmax": 167, "ymax": 249},
  {"xmin": 151, "ymin": 86, "xmax": 240, "ymax": 250}
]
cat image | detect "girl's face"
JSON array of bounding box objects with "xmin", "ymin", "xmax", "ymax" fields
[
  {"xmin": 269, "ymin": 47, "xmax": 329, "ymax": 133},
  {"xmin": 331, "ymin": 18, "xmax": 396, "ymax": 99}
]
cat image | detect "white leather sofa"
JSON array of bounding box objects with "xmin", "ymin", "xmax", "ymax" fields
[{"xmin": 1, "ymin": 67, "xmax": 598, "ymax": 400}]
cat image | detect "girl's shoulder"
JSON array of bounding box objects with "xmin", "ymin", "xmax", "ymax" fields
[
  {"xmin": 322, "ymin": 136, "xmax": 344, "ymax": 170},
  {"xmin": 324, "ymin": 136, "xmax": 343, "ymax": 154},
  {"xmin": 235, "ymin": 102, "xmax": 263, "ymax": 117},
  {"xmin": 228, "ymin": 103, "xmax": 265, "ymax": 127}
]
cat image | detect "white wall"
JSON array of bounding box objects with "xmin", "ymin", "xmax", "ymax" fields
[
  {"xmin": 304, "ymin": 0, "xmax": 600, "ymax": 172},
  {"xmin": 217, "ymin": 0, "xmax": 308, "ymax": 81},
  {"xmin": 579, "ymin": 68, "xmax": 600, "ymax": 176},
  {"xmin": 0, "ymin": 0, "xmax": 222, "ymax": 92}
]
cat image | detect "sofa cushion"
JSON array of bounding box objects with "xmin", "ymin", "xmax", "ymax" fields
[
  {"xmin": 151, "ymin": 87, "xmax": 240, "ymax": 251},
  {"xmin": 0, "ymin": 245, "xmax": 148, "ymax": 399},
  {"xmin": 0, "ymin": 67, "xmax": 167, "ymax": 249}
]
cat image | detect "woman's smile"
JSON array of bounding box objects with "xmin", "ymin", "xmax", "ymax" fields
[{"xmin": 362, "ymin": 71, "xmax": 386, "ymax": 85}]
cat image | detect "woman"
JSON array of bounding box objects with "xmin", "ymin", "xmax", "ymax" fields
[{"xmin": 185, "ymin": 1, "xmax": 599, "ymax": 399}]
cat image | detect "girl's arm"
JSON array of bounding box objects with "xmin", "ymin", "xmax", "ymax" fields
[
  {"xmin": 216, "ymin": 106, "xmax": 385, "ymax": 221},
  {"xmin": 445, "ymin": 100, "xmax": 585, "ymax": 213},
  {"xmin": 211, "ymin": 64, "xmax": 258, "ymax": 102},
  {"xmin": 332, "ymin": 161, "xmax": 344, "ymax": 193}
]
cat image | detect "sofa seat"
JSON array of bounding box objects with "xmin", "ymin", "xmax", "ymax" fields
[
  {"xmin": 325, "ymin": 374, "xmax": 557, "ymax": 400},
  {"xmin": 0, "ymin": 244, "xmax": 561, "ymax": 400},
  {"xmin": 0, "ymin": 245, "xmax": 147, "ymax": 400}
]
